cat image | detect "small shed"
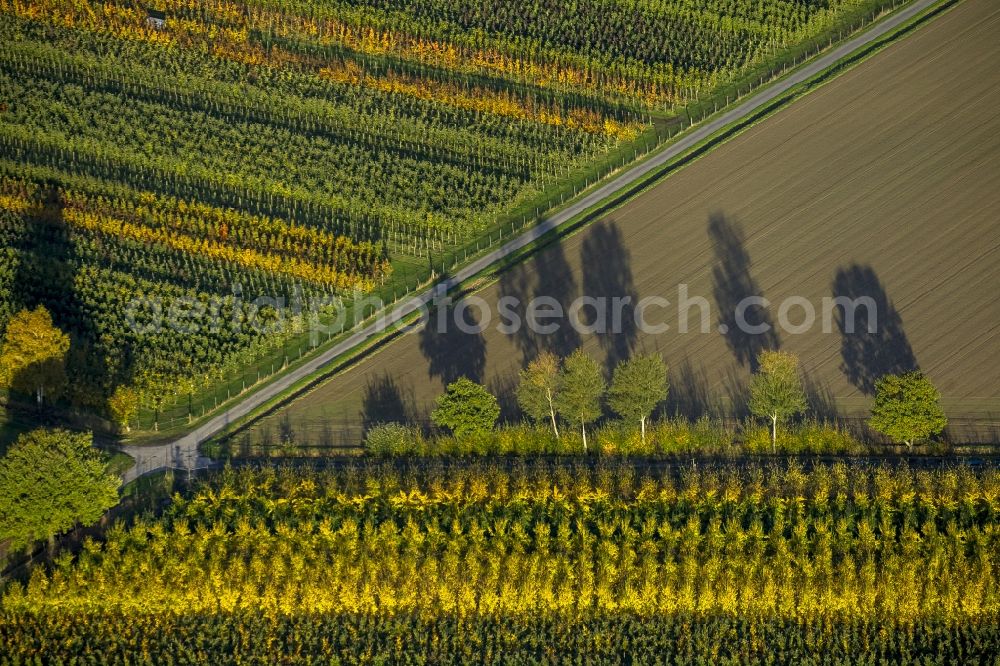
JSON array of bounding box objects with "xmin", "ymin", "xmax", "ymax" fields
[{"xmin": 146, "ymin": 9, "xmax": 166, "ymax": 30}]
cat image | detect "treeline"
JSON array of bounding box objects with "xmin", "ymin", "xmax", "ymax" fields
[{"xmin": 358, "ymin": 348, "xmax": 948, "ymax": 457}]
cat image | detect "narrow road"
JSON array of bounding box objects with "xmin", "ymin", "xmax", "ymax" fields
[{"xmin": 119, "ymin": 0, "xmax": 942, "ymax": 484}]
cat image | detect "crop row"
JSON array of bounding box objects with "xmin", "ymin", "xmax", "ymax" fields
[
  {"xmin": 2, "ymin": 71, "xmax": 529, "ymax": 235},
  {"xmin": 0, "ymin": 12, "xmax": 627, "ymax": 148},
  {"xmin": 0, "ymin": 164, "xmax": 335, "ymax": 300},
  {"xmin": 1, "ymin": 197, "xmax": 380, "ymax": 295},
  {"xmin": 6, "ymin": 463, "xmax": 998, "ymax": 612},
  {"xmin": 153, "ymin": 0, "xmax": 864, "ymax": 107},
  {"xmin": 3, "ymin": 612, "xmax": 996, "ymax": 664}
]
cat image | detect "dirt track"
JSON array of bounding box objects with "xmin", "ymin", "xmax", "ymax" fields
[{"xmin": 242, "ymin": 0, "xmax": 1000, "ymax": 447}]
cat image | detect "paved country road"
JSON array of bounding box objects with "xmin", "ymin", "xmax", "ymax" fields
[{"xmin": 119, "ymin": 0, "xmax": 943, "ymax": 484}]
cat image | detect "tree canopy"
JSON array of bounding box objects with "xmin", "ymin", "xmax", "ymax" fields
[
  {"xmin": 0, "ymin": 306, "xmax": 70, "ymax": 406},
  {"xmin": 107, "ymin": 385, "xmax": 141, "ymax": 434},
  {"xmin": 869, "ymin": 372, "xmax": 947, "ymax": 448},
  {"xmin": 748, "ymin": 350, "xmax": 807, "ymax": 451},
  {"xmin": 516, "ymin": 351, "xmax": 562, "ymax": 439},
  {"xmin": 431, "ymin": 377, "xmax": 500, "ymax": 438},
  {"xmin": 556, "ymin": 350, "xmax": 605, "ymax": 451},
  {"xmin": 0, "ymin": 428, "xmax": 120, "ymax": 551},
  {"xmin": 608, "ymin": 353, "xmax": 669, "ymax": 443}
]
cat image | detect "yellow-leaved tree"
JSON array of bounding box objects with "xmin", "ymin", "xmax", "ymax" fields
[
  {"xmin": 107, "ymin": 385, "xmax": 140, "ymax": 434},
  {"xmin": 0, "ymin": 306, "xmax": 70, "ymax": 407}
]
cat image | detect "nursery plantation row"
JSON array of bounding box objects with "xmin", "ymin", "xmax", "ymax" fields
[
  {"xmin": 3, "ymin": 460, "xmax": 999, "ymax": 662},
  {"xmin": 0, "ymin": 0, "xmax": 894, "ymax": 425}
]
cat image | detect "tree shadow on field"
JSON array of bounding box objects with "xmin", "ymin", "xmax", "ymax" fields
[
  {"xmin": 361, "ymin": 372, "xmax": 417, "ymax": 428},
  {"xmin": 802, "ymin": 367, "xmax": 839, "ymax": 421},
  {"xmin": 278, "ymin": 411, "xmax": 297, "ymax": 447},
  {"xmin": 317, "ymin": 422, "xmax": 335, "ymax": 448},
  {"xmin": 488, "ymin": 370, "xmax": 520, "ymax": 423},
  {"xmin": 831, "ymin": 264, "xmax": 918, "ymax": 395},
  {"xmin": 709, "ymin": 213, "xmax": 779, "ymax": 371},
  {"xmin": 256, "ymin": 422, "xmax": 274, "ymax": 449},
  {"xmin": 665, "ymin": 357, "xmax": 712, "ymax": 420},
  {"xmin": 12, "ymin": 183, "xmax": 140, "ymax": 407},
  {"xmin": 10, "ymin": 186, "xmax": 75, "ymax": 404},
  {"xmin": 581, "ymin": 220, "xmax": 638, "ymax": 375},
  {"xmin": 497, "ymin": 261, "xmax": 539, "ymax": 363},
  {"xmin": 497, "ymin": 240, "xmax": 581, "ymax": 365},
  {"xmin": 418, "ymin": 300, "xmax": 487, "ymax": 384},
  {"xmin": 721, "ymin": 363, "xmax": 751, "ymax": 419}
]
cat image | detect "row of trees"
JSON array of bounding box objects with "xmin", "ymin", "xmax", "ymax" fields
[
  {"xmin": 432, "ymin": 350, "xmax": 667, "ymax": 451},
  {"xmin": 153, "ymin": 0, "xmax": 861, "ymax": 107},
  {"xmin": 0, "ymin": 36, "xmax": 582, "ymax": 174},
  {"xmin": 5, "ymin": 72, "xmax": 520, "ymax": 235},
  {"xmin": 0, "ymin": 170, "xmax": 337, "ymax": 303},
  {"xmin": 425, "ymin": 348, "xmax": 948, "ymax": 453},
  {"xmin": 2, "ymin": 610, "xmax": 994, "ymax": 663},
  {"xmin": 1, "ymin": 174, "xmax": 388, "ymax": 284},
  {"xmin": 0, "ymin": 303, "xmax": 947, "ymax": 453},
  {"xmin": 3, "ymin": 461, "xmax": 996, "ymax": 660}
]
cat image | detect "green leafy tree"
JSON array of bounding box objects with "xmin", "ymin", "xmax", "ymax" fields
[
  {"xmin": 608, "ymin": 353, "xmax": 669, "ymax": 444},
  {"xmin": 0, "ymin": 428, "xmax": 119, "ymax": 552},
  {"xmin": 107, "ymin": 386, "xmax": 140, "ymax": 434},
  {"xmin": 556, "ymin": 349, "xmax": 605, "ymax": 452},
  {"xmin": 431, "ymin": 377, "xmax": 500, "ymax": 438},
  {"xmin": 0, "ymin": 306, "xmax": 70, "ymax": 406},
  {"xmin": 748, "ymin": 350, "xmax": 807, "ymax": 452},
  {"xmin": 516, "ymin": 351, "xmax": 562, "ymax": 439},
  {"xmin": 869, "ymin": 372, "xmax": 947, "ymax": 449}
]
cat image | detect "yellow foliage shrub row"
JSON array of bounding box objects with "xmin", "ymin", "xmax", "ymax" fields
[
  {"xmin": 5, "ymin": 462, "xmax": 999, "ymax": 622},
  {"xmin": 318, "ymin": 62, "xmax": 640, "ymax": 141},
  {"xmin": 153, "ymin": 0, "xmax": 699, "ymax": 107},
  {"xmin": 4, "ymin": 0, "xmax": 643, "ymax": 138},
  {"xmin": 0, "ymin": 189, "xmax": 376, "ymax": 291},
  {"xmin": 2, "ymin": 0, "xmax": 175, "ymax": 46},
  {"xmin": 68, "ymin": 187, "xmax": 386, "ymax": 274}
]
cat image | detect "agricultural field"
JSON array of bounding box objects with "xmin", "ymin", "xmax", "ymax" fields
[
  {"xmin": 0, "ymin": 0, "xmax": 894, "ymax": 428},
  {"xmin": 240, "ymin": 0, "xmax": 1000, "ymax": 450},
  {"xmin": 3, "ymin": 461, "xmax": 999, "ymax": 661}
]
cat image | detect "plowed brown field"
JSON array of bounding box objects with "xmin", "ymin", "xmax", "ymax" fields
[{"xmin": 242, "ymin": 0, "xmax": 1000, "ymax": 447}]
